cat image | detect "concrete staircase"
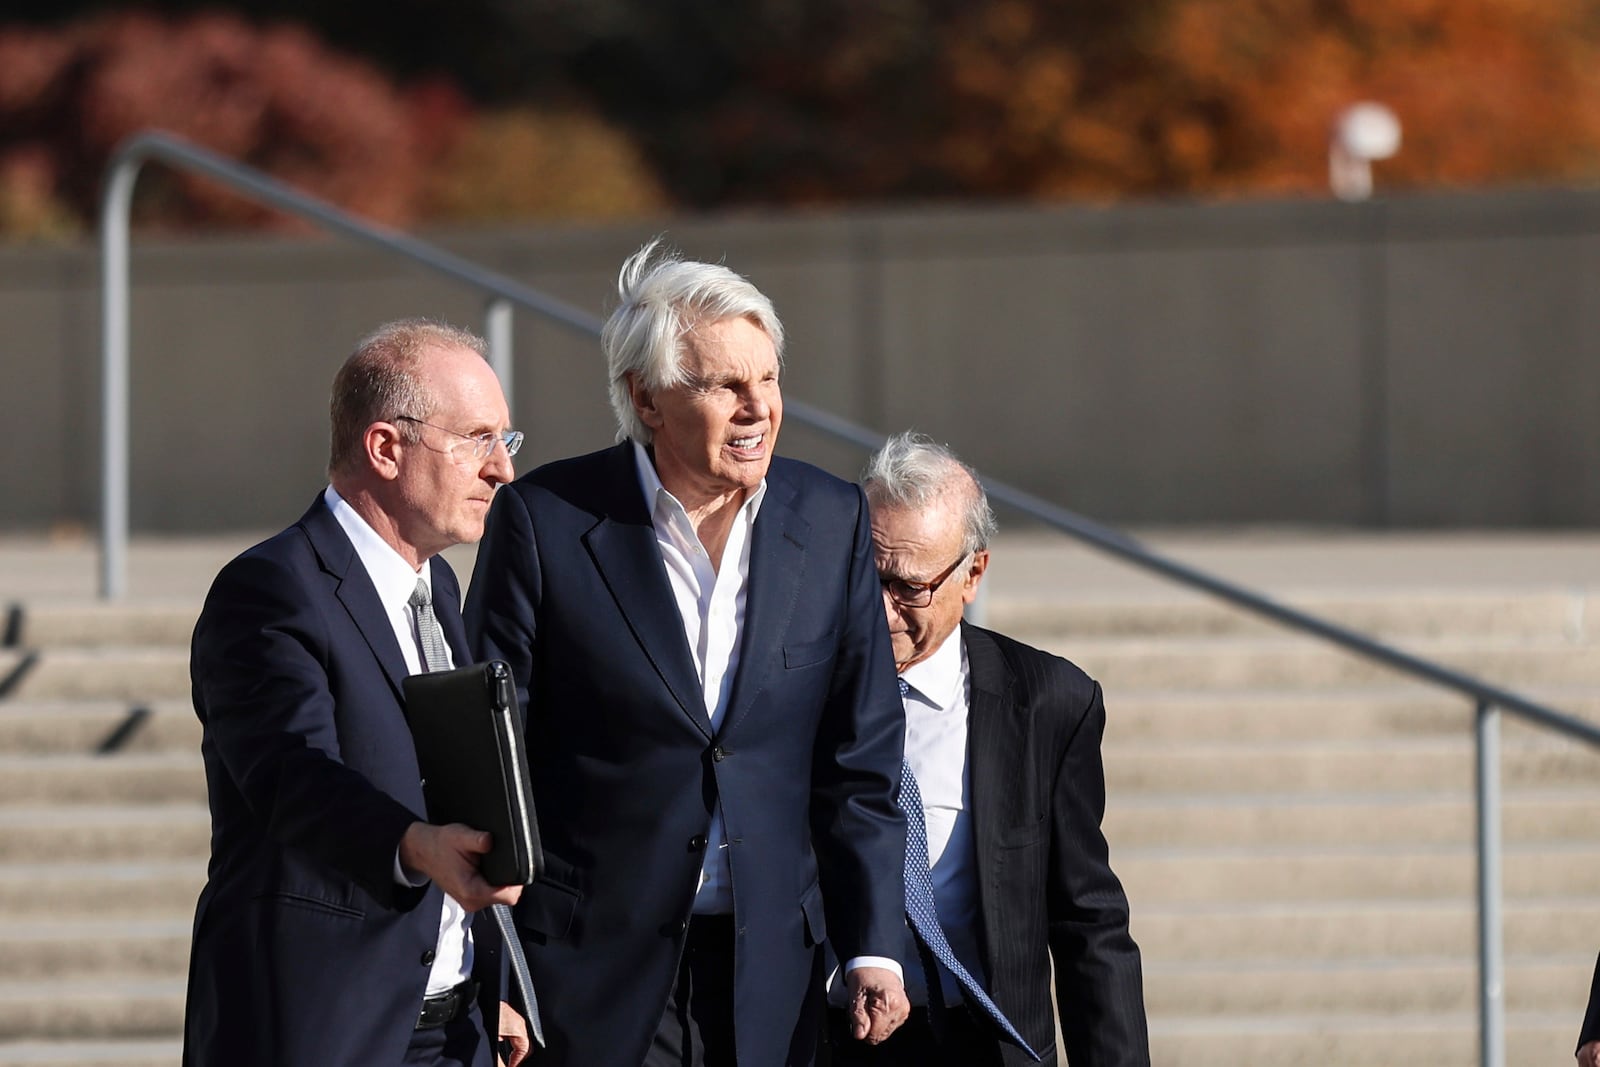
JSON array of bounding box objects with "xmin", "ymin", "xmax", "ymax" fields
[
  {"xmin": 0, "ymin": 600, "xmax": 199, "ymax": 1067},
  {"xmin": 3, "ymin": 536, "xmax": 1600, "ymax": 1065},
  {"xmin": 987, "ymin": 589, "xmax": 1600, "ymax": 1065}
]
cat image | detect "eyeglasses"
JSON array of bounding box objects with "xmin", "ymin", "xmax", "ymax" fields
[
  {"xmin": 879, "ymin": 552, "xmax": 969, "ymax": 608},
  {"xmin": 395, "ymin": 416, "xmax": 523, "ymax": 461}
]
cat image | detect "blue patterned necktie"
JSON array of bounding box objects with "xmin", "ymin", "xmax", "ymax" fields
[
  {"xmin": 411, "ymin": 579, "xmax": 545, "ymax": 1047},
  {"xmin": 898, "ymin": 677, "xmax": 1038, "ymax": 1060}
]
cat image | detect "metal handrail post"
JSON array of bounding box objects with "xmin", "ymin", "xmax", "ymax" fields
[
  {"xmin": 485, "ymin": 297, "xmax": 514, "ymax": 409},
  {"xmin": 1475, "ymin": 698, "xmax": 1505, "ymax": 1067},
  {"xmin": 98, "ymin": 154, "xmax": 142, "ymax": 600},
  {"xmin": 96, "ymin": 130, "xmax": 605, "ymax": 598}
]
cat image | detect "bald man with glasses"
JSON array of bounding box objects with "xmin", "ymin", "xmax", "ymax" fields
[
  {"xmin": 822, "ymin": 432, "xmax": 1150, "ymax": 1067},
  {"xmin": 184, "ymin": 319, "xmax": 532, "ymax": 1067}
]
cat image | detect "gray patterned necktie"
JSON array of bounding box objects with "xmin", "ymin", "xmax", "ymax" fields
[
  {"xmin": 408, "ymin": 576, "xmax": 545, "ymax": 1046},
  {"xmin": 898, "ymin": 677, "xmax": 1037, "ymax": 1059},
  {"xmin": 409, "ymin": 579, "xmax": 450, "ymax": 673}
]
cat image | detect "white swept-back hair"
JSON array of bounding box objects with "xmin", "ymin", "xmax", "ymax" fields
[{"xmin": 601, "ymin": 237, "xmax": 785, "ymax": 444}]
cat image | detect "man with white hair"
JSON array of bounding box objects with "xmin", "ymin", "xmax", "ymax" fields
[
  {"xmin": 465, "ymin": 240, "xmax": 909, "ymax": 1066},
  {"xmin": 826, "ymin": 431, "xmax": 1149, "ymax": 1067}
]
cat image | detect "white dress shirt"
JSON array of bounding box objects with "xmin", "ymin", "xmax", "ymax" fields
[
  {"xmin": 899, "ymin": 627, "xmax": 984, "ymax": 1007},
  {"xmin": 632, "ymin": 443, "xmax": 762, "ymax": 914},
  {"xmin": 631, "ymin": 447, "xmax": 906, "ymax": 987},
  {"xmin": 325, "ymin": 486, "xmax": 472, "ymax": 996}
]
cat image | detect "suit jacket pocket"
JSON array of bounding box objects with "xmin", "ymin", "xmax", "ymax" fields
[
  {"xmin": 995, "ymin": 813, "xmax": 1047, "ymax": 850},
  {"xmin": 784, "ymin": 634, "xmax": 837, "ymax": 670},
  {"xmin": 255, "ymin": 889, "xmax": 365, "ymax": 921},
  {"xmin": 800, "ymin": 879, "xmax": 827, "ymax": 947},
  {"xmin": 516, "ymin": 877, "xmax": 581, "ymax": 942}
]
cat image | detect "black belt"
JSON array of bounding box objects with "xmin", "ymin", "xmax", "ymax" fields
[{"xmin": 416, "ymin": 979, "xmax": 478, "ymax": 1030}]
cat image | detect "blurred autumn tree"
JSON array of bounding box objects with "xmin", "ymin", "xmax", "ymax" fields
[
  {"xmin": 0, "ymin": 8, "xmax": 666, "ymax": 238},
  {"xmin": 502, "ymin": 0, "xmax": 1600, "ymax": 205},
  {"xmin": 3, "ymin": 0, "xmax": 1600, "ymax": 236}
]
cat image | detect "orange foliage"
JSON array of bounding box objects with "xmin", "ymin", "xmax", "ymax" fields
[
  {"xmin": 920, "ymin": 0, "xmax": 1600, "ymax": 200},
  {"xmin": 0, "ymin": 11, "xmax": 460, "ymax": 235}
]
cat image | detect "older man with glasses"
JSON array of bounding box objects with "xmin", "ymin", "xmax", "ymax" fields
[{"xmin": 821, "ymin": 431, "xmax": 1150, "ymax": 1067}]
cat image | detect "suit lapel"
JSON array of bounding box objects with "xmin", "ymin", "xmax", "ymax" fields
[
  {"xmin": 964, "ymin": 623, "xmax": 1025, "ymax": 976},
  {"xmin": 430, "ymin": 558, "xmax": 470, "ymax": 667},
  {"xmin": 718, "ymin": 474, "xmax": 808, "ymax": 740},
  {"xmin": 300, "ymin": 494, "xmax": 411, "ymax": 702},
  {"xmin": 582, "ymin": 444, "xmax": 712, "ymax": 737}
]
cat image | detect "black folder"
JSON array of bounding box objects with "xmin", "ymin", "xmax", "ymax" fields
[{"xmin": 402, "ymin": 660, "xmax": 542, "ymax": 887}]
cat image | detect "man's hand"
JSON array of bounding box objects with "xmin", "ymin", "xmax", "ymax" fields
[
  {"xmin": 497, "ymin": 1000, "xmax": 530, "ymax": 1067},
  {"xmin": 398, "ymin": 822, "xmax": 522, "ymax": 912},
  {"xmin": 1579, "ymin": 1040, "xmax": 1600, "ymax": 1067},
  {"xmin": 846, "ymin": 965, "xmax": 909, "ymax": 1044}
]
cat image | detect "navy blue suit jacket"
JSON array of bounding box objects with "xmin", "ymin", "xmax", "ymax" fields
[
  {"xmin": 464, "ymin": 442, "xmax": 908, "ymax": 1067},
  {"xmin": 183, "ymin": 494, "xmax": 504, "ymax": 1067}
]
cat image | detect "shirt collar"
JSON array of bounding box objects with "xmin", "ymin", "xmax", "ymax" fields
[
  {"xmin": 631, "ymin": 439, "xmax": 768, "ymax": 530},
  {"xmin": 899, "ymin": 623, "xmax": 964, "ymax": 709},
  {"xmin": 324, "ymin": 485, "xmax": 430, "ymax": 612}
]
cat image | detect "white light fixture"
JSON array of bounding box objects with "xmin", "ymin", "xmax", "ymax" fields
[{"xmin": 1330, "ymin": 102, "xmax": 1401, "ymax": 201}]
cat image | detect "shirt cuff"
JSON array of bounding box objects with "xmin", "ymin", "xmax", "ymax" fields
[
  {"xmin": 394, "ymin": 847, "xmax": 428, "ymax": 888},
  {"xmin": 843, "ymin": 956, "xmax": 904, "ymax": 984}
]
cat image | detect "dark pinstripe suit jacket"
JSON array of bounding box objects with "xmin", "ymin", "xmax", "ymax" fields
[{"xmin": 963, "ymin": 622, "xmax": 1150, "ymax": 1067}]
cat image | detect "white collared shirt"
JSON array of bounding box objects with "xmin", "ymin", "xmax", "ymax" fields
[
  {"xmin": 631, "ymin": 443, "xmax": 764, "ymax": 914},
  {"xmin": 631, "ymin": 449, "xmax": 903, "ymax": 987},
  {"xmin": 899, "ymin": 627, "xmax": 983, "ymax": 1006},
  {"xmin": 325, "ymin": 486, "xmax": 472, "ymax": 996}
]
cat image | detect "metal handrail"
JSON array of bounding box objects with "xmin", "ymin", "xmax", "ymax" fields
[
  {"xmin": 101, "ymin": 129, "xmax": 1598, "ymax": 1067},
  {"xmin": 98, "ymin": 130, "xmax": 603, "ymax": 600}
]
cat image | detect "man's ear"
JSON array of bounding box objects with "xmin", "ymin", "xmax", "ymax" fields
[
  {"xmin": 626, "ymin": 373, "xmax": 662, "ymax": 430},
  {"xmin": 961, "ymin": 549, "xmax": 990, "ymax": 605},
  {"xmin": 365, "ymin": 422, "xmax": 404, "ymax": 481}
]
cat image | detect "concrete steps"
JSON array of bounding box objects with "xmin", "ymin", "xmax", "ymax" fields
[
  {"xmin": 0, "ymin": 1041, "xmax": 181, "ymax": 1066},
  {"xmin": 0, "ymin": 921, "xmax": 191, "ymax": 982},
  {"xmin": 0, "ymin": 808, "xmax": 208, "ymax": 863},
  {"xmin": 1142, "ymin": 954, "xmax": 1592, "ymax": 1015},
  {"xmin": 6, "ymin": 543, "xmax": 1600, "ymax": 1066},
  {"xmin": 0, "ymin": 979, "xmax": 184, "ymax": 1040},
  {"xmin": 0, "ymin": 703, "xmax": 198, "ymax": 755},
  {"xmin": 1105, "ymin": 787, "xmax": 1600, "ymax": 846},
  {"xmin": 1146, "ymin": 1011, "xmax": 1575, "ymax": 1067}
]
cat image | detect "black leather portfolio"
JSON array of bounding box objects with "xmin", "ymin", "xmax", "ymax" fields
[{"xmin": 403, "ymin": 660, "xmax": 542, "ymax": 887}]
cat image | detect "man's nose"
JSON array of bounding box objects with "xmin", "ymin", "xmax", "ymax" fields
[
  {"xmin": 484, "ymin": 439, "xmax": 515, "ymax": 483},
  {"xmin": 739, "ymin": 387, "xmax": 771, "ymax": 419}
]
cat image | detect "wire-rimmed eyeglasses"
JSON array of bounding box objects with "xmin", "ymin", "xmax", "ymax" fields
[
  {"xmin": 879, "ymin": 551, "xmax": 969, "ymax": 608},
  {"xmin": 395, "ymin": 415, "xmax": 523, "ymax": 461}
]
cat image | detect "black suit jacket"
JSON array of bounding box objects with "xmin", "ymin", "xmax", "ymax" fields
[
  {"xmin": 182, "ymin": 494, "xmax": 503, "ymax": 1067},
  {"xmin": 964, "ymin": 623, "xmax": 1150, "ymax": 1067},
  {"xmin": 464, "ymin": 443, "xmax": 908, "ymax": 1067}
]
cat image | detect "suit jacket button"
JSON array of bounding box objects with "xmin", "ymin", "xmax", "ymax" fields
[
  {"xmin": 712, "ymin": 746, "xmax": 728, "ymax": 762},
  {"xmin": 420, "ymin": 949, "xmax": 436, "ymax": 966},
  {"xmin": 689, "ymin": 834, "xmax": 707, "ymax": 851}
]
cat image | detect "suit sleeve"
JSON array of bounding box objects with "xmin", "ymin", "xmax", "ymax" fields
[
  {"xmin": 808, "ymin": 484, "xmax": 908, "ymax": 964},
  {"xmin": 191, "ymin": 553, "xmax": 423, "ymax": 908},
  {"xmin": 1047, "ymin": 679, "xmax": 1152, "ymax": 1066},
  {"xmin": 463, "ymin": 483, "xmax": 542, "ymax": 714}
]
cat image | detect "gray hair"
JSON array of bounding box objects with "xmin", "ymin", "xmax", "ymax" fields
[
  {"xmin": 328, "ymin": 317, "xmax": 488, "ymax": 476},
  {"xmin": 862, "ymin": 431, "xmax": 997, "ymax": 554},
  {"xmin": 601, "ymin": 237, "xmax": 785, "ymax": 444}
]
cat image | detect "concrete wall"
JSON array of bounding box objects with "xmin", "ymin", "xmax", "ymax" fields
[{"xmin": 6, "ymin": 188, "xmax": 1600, "ymax": 533}]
